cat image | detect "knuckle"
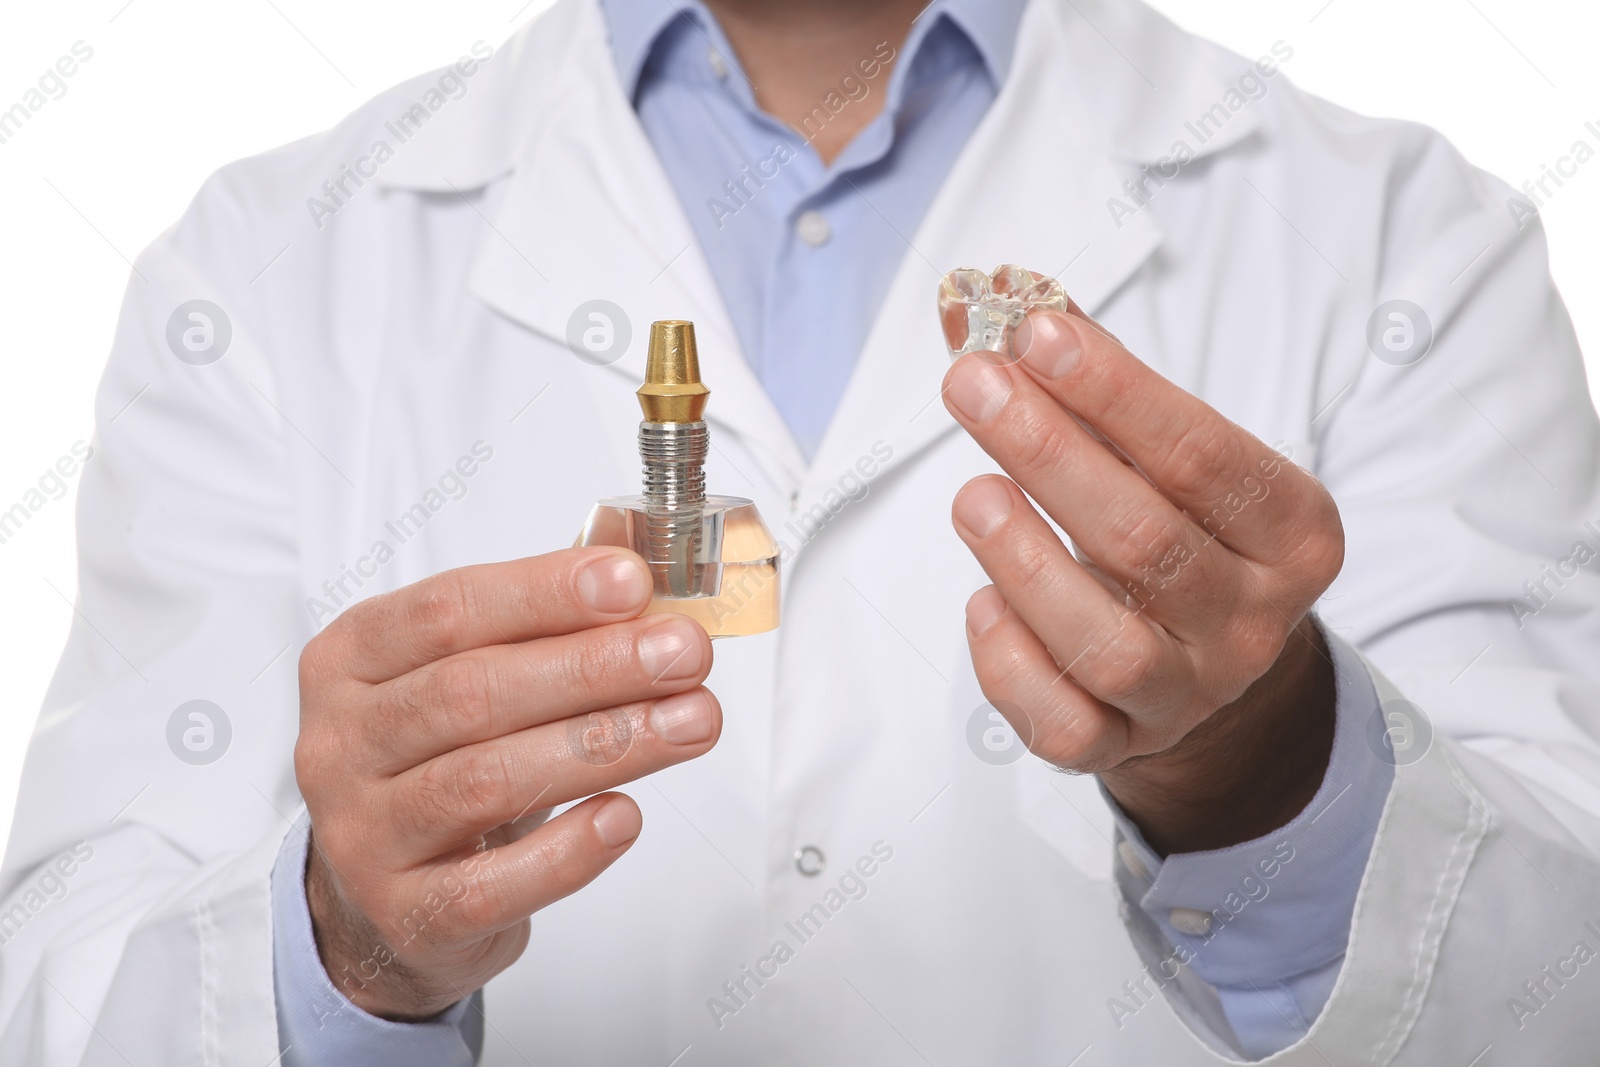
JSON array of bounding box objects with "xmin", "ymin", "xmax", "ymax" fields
[
  {"xmin": 426, "ymin": 654, "xmax": 500, "ymax": 736},
  {"xmin": 1230, "ymin": 614, "xmax": 1290, "ymax": 681},
  {"xmin": 975, "ymin": 648, "xmax": 1097, "ymax": 766},
  {"xmin": 449, "ymin": 867, "xmax": 505, "ymax": 931},
  {"xmin": 984, "ymin": 664, "xmax": 1108, "ymax": 770},
  {"xmin": 519, "ymin": 832, "xmax": 562, "ymax": 886},
  {"xmin": 568, "ymin": 625, "xmax": 634, "ymax": 687},
  {"xmin": 380, "ymin": 669, "xmax": 429, "ymax": 730},
  {"xmin": 379, "ymin": 654, "xmax": 499, "ymax": 746},
  {"xmin": 405, "ymin": 748, "xmax": 510, "ymax": 840},
  {"xmin": 1165, "ymin": 422, "xmax": 1240, "ymax": 503},
  {"xmin": 541, "ymin": 837, "xmax": 594, "ymax": 899},
  {"xmin": 1084, "ymin": 628, "xmax": 1164, "ymax": 705},
  {"xmin": 337, "ymin": 590, "xmax": 403, "ymax": 660},
  {"xmin": 452, "ymin": 746, "xmax": 515, "ymax": 821},
  {"xmin": 405, "ymin": 571, "xmax": 473, "ymax": 659},
  {"xmin": 1078, "ymin": 360, "xmax": 1138, "ymax": 423},
  {"xmin": 566, "ymin": 705, "xmax": 640, "ymax": 766},
  {"xmin": 293, "ymin": 719, "xmax": 361, "ymax": 799},
  {"xmin": 977, "ymin": 635, "xmax": 1040, "ymax": 699},
  {"xmin": 1006, "ymin": 407, "xmax": 1074, "ymax": 480},
  {"xmin": 424, "ymin": 870, "xmax": 482, "ymax": 939},
  {"xmin": 1008, "ymin": 529, "xmax": 1061, "ymax": 594},
  {"xmin": 1036, "ymin": 702, "xmax": 1105, "ymax": 770},
  {"xmin": 1101, "ymin": 505, "xmax": 1188, "ymax": 581},
  {"xmin": 402, "ymin": 769, "xmax": 462, "ymax": 840},
  {"xmin": 517, "ymin": 828, "xmax": 591, "ymax": 902},
  {"xmin": 1290, "ymin": 516, "xmax": 1346, "ymax": 590},
  {"xmin": 292, "ymin": 734, "xmax": 325, "ymax": 796},
  {"xmin": 298, "ymin": 628, "xmax": 359, "ymax": 697},
  {"xmin": 297, "ymin": 634, "xmax": 332, "ymax": 690}
]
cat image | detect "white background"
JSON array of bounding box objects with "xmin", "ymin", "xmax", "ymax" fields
[{"xmin": 0, "ymin": 0, "xmax": 1596, "ymax": 847}]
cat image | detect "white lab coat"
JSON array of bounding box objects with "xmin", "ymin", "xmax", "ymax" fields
[{"xmin": 4, "ymin": 0, "xmax": 1600, "ymax": 1063}]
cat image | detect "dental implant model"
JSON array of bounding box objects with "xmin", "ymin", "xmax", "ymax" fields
[{"xmin": 577, "ymin": 320, "xmax": 781, "ymax": 638}]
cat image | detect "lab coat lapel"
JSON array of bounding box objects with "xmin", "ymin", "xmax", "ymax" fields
[
  {"xmin": 432, "ymin": 0, "xmax": 1267, "ymax": 512},
  {"xmin": 461, "ymin": 0, "xmax": 808, "ymax": 488}
]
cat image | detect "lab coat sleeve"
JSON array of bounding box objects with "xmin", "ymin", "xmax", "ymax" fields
[
  {"xmin": 1313, "ymin": 141, "xmax": 1600, "ymax": 887},
  {"xmin": 1135, "ymin": 122, "xmax": 1600, "ymax": 1062},
  {"xmin": 1106, "ymin": 629, "xmax": 1394, "ymax": 1060},
  {"xmin": 271, "ymin": 812, "xmax": 482, "ymax": 1067},
  {"xmin": 0, "ymin": 167, "xmax": 312, "ymax": 1066}
]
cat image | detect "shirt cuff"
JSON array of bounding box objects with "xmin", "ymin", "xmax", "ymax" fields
[
  {"xmin": 270, "ymin": 812, "xmax": 483, "ymax": 1067},
  {"xmin": 1104, "ymin": 624, "xmax": 1395, "ymax": 1058}
]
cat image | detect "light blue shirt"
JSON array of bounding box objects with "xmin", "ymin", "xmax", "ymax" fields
[
  {"xmin": 614, "ymin": 0, "xmax": 1021, "ymax": 457},
  {"xmin": 272, "ymin": 1, "xmax": 1394, "ymax": 1061}
]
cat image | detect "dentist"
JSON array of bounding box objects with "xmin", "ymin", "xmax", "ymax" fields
[{"xmin": 3, "ymin": 0, "xmax": 1599, "ymax": 1064}]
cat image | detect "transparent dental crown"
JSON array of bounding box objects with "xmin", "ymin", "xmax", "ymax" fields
[{"xmin": 938, "ymin": 264, "xmax": 1069, "ymax": 362}]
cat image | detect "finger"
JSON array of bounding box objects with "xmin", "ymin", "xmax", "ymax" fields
[
  {"xmin": 943, "ymin": 357, "xmax": 1237, "ymax": 633},
  {"xmin": 318, "ymin": 548, "xmax": 654, "ymax": 684},
  {"xmin": 1012, "ymin": 309, "xmax": 1329, "ymax": 564},
  {"xmin": 1078, "ymin": 553, "xmax": 1140, "ymax": 606},
  {"xmin": 963, "ymin": 585, "xmax": 1130, "ymax": 770},
  {"xmin": 399, "ymin": 793, "xmax": 643, "ymax": 943},
  {"xmin": 1062, "ymin": 295, "xmax": 1125, "ymax": 348},
  {"xmin": 369, "ymin": 613, "xmax": 713, "ymax": 770},
  {"xmin": 387, "ymin": 688, "xmax": 720, "ymax": 859},
  {"xmin": 952, "ymin": 475, "xmax": 1195, "ymax": 722}
]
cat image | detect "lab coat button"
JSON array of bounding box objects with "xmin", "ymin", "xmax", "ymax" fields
[
  {"xmin": 794, "ymin": 845, "xmax": 826, "ymax": 877},
  {"xmin": 1169, "ymin": 907, "xmax": 1212, "ymax": 937},
  {"xmin": 796, "ymin": 210, "xmax": 832, "ymax": 247}
]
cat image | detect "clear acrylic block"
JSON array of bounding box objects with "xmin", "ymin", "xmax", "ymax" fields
[
  {"xmin": 576, "ymin": 495, "xmax": 780, "ymax": 638},
  {"xmin": 938, "ymin": 264, "xmax": 1069, "ymax": 362}
]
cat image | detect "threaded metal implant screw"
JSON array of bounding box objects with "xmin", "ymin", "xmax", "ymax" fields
[{"xmin": 638, "ymin": 420, "xmax": 709, "ymax": 597}]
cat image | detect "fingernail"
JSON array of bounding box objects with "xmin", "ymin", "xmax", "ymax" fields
[
  {"xmin": 649, "ymin": 690, "xmax": 714, "ymax": 746},
  {"xmin": 638, "ymin": 617, "xmax": 705, "ymax": 682},
  {"xmin": 1013, "ymin": 316, "xmax": 1035, "ymax": 360},
  {"xmin": 966, "ymin": 586, "xmax": 1007, "ymax": 637},
  {"xmin": 1018, "ymin": 311, "xmax": 1082, "ymax": 379},
  {"xmin": 953, "ymin": 478, "xmax": 1014, "ymax": 538},
  {"xmin": 946, "ymin": 358, "xmax": 1013, "ymax": 422},
  {"xmin": 579, "ymin": 554, "xmax": 651, "ymax": 614},
  {"xmin": 592, "ymin": 797, "xmax": 641, "ymax": 848},
  {"xmin": 966, "ymin": 588, "xmax": 1004, "ymax": 639}
]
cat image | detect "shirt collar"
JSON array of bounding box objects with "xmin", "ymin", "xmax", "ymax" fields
[
  {"xmin": 598, "ymin": 0, "xmax": 1029, "ymax": 103},
  {"xmin": 941, "ymin": 0, "xmax": 1028, "ymax": 87}
]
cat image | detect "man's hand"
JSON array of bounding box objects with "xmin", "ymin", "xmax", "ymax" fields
[
  {"xmin": 294, "ymin": 548, "xmax": 719, "ymax": 1020},
  {"xmin": 943, "ymin": 306, "xmax": 1344, "ymax": 856}
]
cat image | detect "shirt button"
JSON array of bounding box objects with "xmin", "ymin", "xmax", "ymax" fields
[
  {"xmin": 707, "ymin": 48, "xmax": 728, "ymax": 80},
  {"xmin": 796, "ymin": 210, "xmax": 832, "ymax": 247},
  {"xmin": 1169, "ymin": 907, "xmax": 1213, "ymax": 937},
  {"xmin": 1116, "ymin": 841, "xmax": 1151, "ymax": 882},
  {"xmin": 794, "ymin": 845, "xmax": 826, "ymax": 877}
]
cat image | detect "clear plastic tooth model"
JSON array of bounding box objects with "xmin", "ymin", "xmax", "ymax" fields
[{"xmin": 937, "ymin": 263, "xmax": 1069, "ymax": 362}]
